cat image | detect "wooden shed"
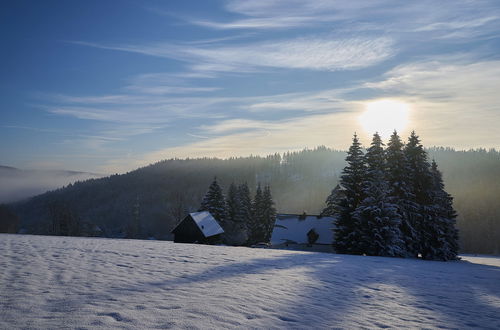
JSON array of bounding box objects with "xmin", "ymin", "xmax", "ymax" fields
[{"xmin": 171, "ymin": 211, "xmax": 224, "ymax": 244}]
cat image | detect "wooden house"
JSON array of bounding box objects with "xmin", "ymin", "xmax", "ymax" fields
[{"xmin": 171, "ymin": 211, "xmax": 224, "ymax": 244}]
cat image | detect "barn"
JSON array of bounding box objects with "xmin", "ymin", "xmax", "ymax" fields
[
  {"xmin": 171, "ymin": 211, "xmax": 224, "ymax": 244},
  {"xmin": 270, "ymin": 213, "xmax": 335, "ymax": 252}
]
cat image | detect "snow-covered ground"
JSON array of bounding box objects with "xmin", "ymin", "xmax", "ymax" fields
[{"xmin": 1, "ymin": 234, "xmax": 499, "ymax": 329}]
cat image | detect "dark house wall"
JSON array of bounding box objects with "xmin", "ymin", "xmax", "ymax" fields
[{"xmin": 172, "ymin": 215, "xmax": 205, "ymax": 243}]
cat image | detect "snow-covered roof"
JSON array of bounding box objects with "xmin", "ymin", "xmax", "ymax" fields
[
  {"xmin": 270, "ymin": 214, "xmax": 335, "ymax": 245},
  {"xmin": 190, "ymin": 211, "xmax": 224, "ymax": 237}
]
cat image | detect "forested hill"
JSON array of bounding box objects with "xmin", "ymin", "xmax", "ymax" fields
[{"xmin": 9, "ymin": 146, "xmax": 500, "ymax": 254}]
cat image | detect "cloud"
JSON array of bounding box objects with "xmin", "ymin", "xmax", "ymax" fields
[
  {"xmin": 185, "ymin": 0, "xmax": 500, "ymax": 39},
  {"xmin": 188, "ymin": 0, "xmax": 386, "ymax": 30},
  {"xmin": 138, "ymin": 111, "xmax": 359, "ymax": 163},
  {"xmin": 365, "ymin": 58, "xmax": 500, "ymax": 148},
  {"xmin": 73, "ymin": 36, "xmax": 395, "ymax": 74}
]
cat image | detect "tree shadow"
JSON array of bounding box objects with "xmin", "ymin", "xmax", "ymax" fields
[{"xmin": 40, "ymin": 242, "xmax": 500, "ymax": 329}]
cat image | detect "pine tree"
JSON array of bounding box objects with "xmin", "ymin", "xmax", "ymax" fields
[
  {"xmin": 404, "ymin": 131, "xmax": 434, "ymax": 258},
  {"xmin": 353, "ymin": 132, "xmax": 404, "ymax": 256},
  {"xmin": 226, "ymin": 182, "xmax": 239, "ymax": 225},
  {"xmin": 333, "ymin": 133, "xmax": 366, "ymax": 254},
  {"xmin": 199, "ymin": 177, "xmax": 226, "ymax": 224},
  {"xmin": 236, "ymin": 183, "xmax": 253, "ymax": 226},
  {"xmin": 321, "ymin": 184, "xmax": 343, "ymax": 217},
  {"xmin": 364, "ymin": 132, "xmax": 385, "ymax": 180},
  {"xmin": 385, "ymin": 130, "xmax": 417, "ymax": 257},
  {"xmin": 224, "ymin": 182, "xmax": 251, "ymax": 245},
  {"xmin": 262, "ymin": 185, "xmax": 277, "ymax": 242},
  {"xmin": 353, "ymin": 172, "xmax": 404, "ymax": 257},
  {"xmin": 249, "ymin": 184, "xmax": 265, "ymax": 245},
  {"xmin": 426, "ymin": 160, "xmax": 459, "ymax": 260}
]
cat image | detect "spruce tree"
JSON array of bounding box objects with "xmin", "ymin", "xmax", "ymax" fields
[
  {"xmin": 321, "ymin": 184, "xmax": 343, "ymax": 217},
  {"xmin": 333, "ymin": 133, "xmax": 366, "ymax": 254},
  {"xmin": 353, "ymin": 132, "xmax": 404, "ymax": 256},
  {"xmin": 364, "ymin": 132, "xmax": 385, "ymax": 180},
  {"xmin": 404, "ymin": 131, "xmax": 434, "ymax": 258},
  {"xmin": 426, "ymin": 160, "xmax": 459, "ymax": 260},
  {"xmin": 249, "ymin": 184, "xmax": 265, "ymax": 244},
  {"xmin": 385, "ymin": 130, "xmax": 417, "ymax": 257},
  {"xmin": 225, "ymin": 182, "xmax": 239, "ymax": 225},
  {"xmin": 199, "ymin": 177, "xmax": 226, "ymax": 224},
  {"xmin": 353, "ymin": 176, "xmax": 404, "ymax": 256},
  {"xmin": 236, "ymin": 183, "xmax": 253, "ymax": 226},
  {"xmin": 262, "ymin": 185, "xmax": 277, "ymax": 242}
]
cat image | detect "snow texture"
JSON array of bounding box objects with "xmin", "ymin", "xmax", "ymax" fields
[
  {"xmin": 271, "ymin": 215, "xmax": 334, "ymax": 245},
  {"xmin": 1, "ymin": 234, "xmax": 499, "ymax": 329},
  {"xmin": 189, "ymin": 211, "xmax": 224, "ymax": 237}
]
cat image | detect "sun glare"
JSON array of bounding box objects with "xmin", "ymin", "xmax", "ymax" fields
[{"xmin": 359, "ymin": 99, "xmax": 410, "ymax": 138}]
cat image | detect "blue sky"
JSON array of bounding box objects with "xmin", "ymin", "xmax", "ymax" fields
[{"xmin": 1, "ymin": 0, "xmax": 500, "ymax": 173}]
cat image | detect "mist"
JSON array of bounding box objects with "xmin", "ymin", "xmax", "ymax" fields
[{"xmin": 0, "ymin": 166, "xmax": 101, "ymax": 203}]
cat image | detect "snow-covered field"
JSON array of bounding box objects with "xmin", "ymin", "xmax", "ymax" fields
[{"xmin": 1, "ymin": 234, "xmax": 499, "ymax": 329}]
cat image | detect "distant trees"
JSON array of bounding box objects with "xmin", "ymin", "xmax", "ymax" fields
[
  {"xmin": 0, "ymin": 204, "xmax": 20, "ymax": 233},
  {"xmin": 325, "ymin": 131, "xmax": 459, "ymax": 261},
  {"xmin": 48, "ymin": 202, "xmax": 81, "ymax": 236},
  {"xmin": 199, "ymin": 178, "xmax": 276, "ymax": 245},
  {"xmin": 126, "ymin": 196, "xmax": 142, "ymax": 239}
]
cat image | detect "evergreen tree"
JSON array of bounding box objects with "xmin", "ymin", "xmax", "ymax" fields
[
  {"xmin": 262, "ymin": 185, "xmax": 277, "ymax": 242},
  {"xmin": 333, "ymin": 133, "xmax": 366, "ymax": 254},
  {"xmin": 224, "ymin": 182, "xmax": 251, "ymax": 245},
  {"xmin": 199, "ymin": 177, "xmax": 226, "ymax": 223},
  {"xmin": 236, "ymin": 183, "xmax": 253, "ymax": 226},
  {"xmin": 425, "ymin": 160, "xmax": 459, "ymax": 260},
  {"xmin": 353, "ymin": 132, "xmax": 404, "ymax": 256},
  {"xmin": 249, "ymin": 184, "xmax": 265, "ymax": 244},
  {"xmin": 321, "ymin": 184, "xmax": 343, "ymax": 217},
  {"xmin": 385, "ymin": 130, "xmax": 417, "ymax": 257},
  {"xmin": 353, "ymin": 171, "xmax": 404, "ymax": 257},
  {"xmin": 404, "ymin": 131, "xmax": 434, "ymax": 258},
  {"xmin": 364, "ymin": 132, "xmax": 385, "ymax": 180},
  {"xmin": 126, "ymin": 196, "xmax": 142, "ymax": 239},
  {"xmin": 225, "ymin": 182, "xmax": 239, "ymax": 225}
]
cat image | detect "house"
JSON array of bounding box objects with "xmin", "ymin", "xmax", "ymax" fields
[
  {"xmin": 270, "ymin": 213, "xmax": 335, "ymax": 252},
  {"xmin": 171, "ymin": 211, "xmax": 224, "ymax": 244}
]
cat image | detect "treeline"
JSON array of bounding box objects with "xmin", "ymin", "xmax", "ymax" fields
[
  {"xmin": 198, "ymin": 179, "xmax": 276, "ymax": 245},
  {"xmin": 323, "ymin": 132, "xmax": 458, "ymax": 260},
  {"xmin": 7, "ymin": 145, "xmax": 500, "ymax": 254}
]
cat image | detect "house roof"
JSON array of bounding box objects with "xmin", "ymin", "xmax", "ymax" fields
[
  {"xmin": 189, "ymin": 211, "xmax": 224, "ymax": 237},
  {"xmin": 271, "ymin": 214, "xmax": 335, "ymax": 245}
]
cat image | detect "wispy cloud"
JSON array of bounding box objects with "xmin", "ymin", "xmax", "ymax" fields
[
  {"xmin": 185, "ymin": 0, "xmax": 500, "ymax": 38},
  {"xmin": 73, "ymin": 36, "xmax": 395, "ymax": 75}
]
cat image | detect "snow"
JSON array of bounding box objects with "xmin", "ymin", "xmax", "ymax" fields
[
  {"xmin": 1, "ymin": 234, "xmax": 499, "ymax": 329},
  {"xmin": 271, "ymin": 214, "xmax": 334, "ymax": 245},
  {"xmin": 190, "ymin": 211, "xmax": 224, "ymax": 237}
]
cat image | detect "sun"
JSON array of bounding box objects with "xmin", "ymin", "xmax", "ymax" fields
[{"xmin": 359, "ymin": 99, "xmax": 410, "ymax": 138}]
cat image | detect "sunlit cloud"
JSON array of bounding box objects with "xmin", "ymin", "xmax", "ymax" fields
[
  {"xmin": 365, "ymin": 58, "xmax": 500, "ymax": 148},
  {"xmin": 139, "ymin": 112, "xmax": 358, "ymax": 163}
]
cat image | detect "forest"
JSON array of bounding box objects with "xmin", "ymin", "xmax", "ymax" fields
[{"xmin": 4, "ymin": 144, "xmax": 500, "ymax": 255}]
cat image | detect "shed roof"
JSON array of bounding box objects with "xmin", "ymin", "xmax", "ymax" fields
[
  {"xmin": 271, "ymin": 214, "xmax": 335, "ymax": 245},
  {"xmin": 189, "ymin": 211, "xmax": 224, "ymax": 237}
]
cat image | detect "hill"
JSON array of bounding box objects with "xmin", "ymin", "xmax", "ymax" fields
[
  {"xmin": 8, "ymin": 146, "xmax": 500, "ymax": 254},
  {"xmin": 1, "ymin": 234, "xmax": 499, "ymax": 329},
  {"xmin": 0, "ymin": 165, "xmax": 102, "ymax": 203}
]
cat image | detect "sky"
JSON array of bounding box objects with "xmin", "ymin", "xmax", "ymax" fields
[{"xmin": 1, "ymin": 0, "xmax": 500, "ymax": 174}]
